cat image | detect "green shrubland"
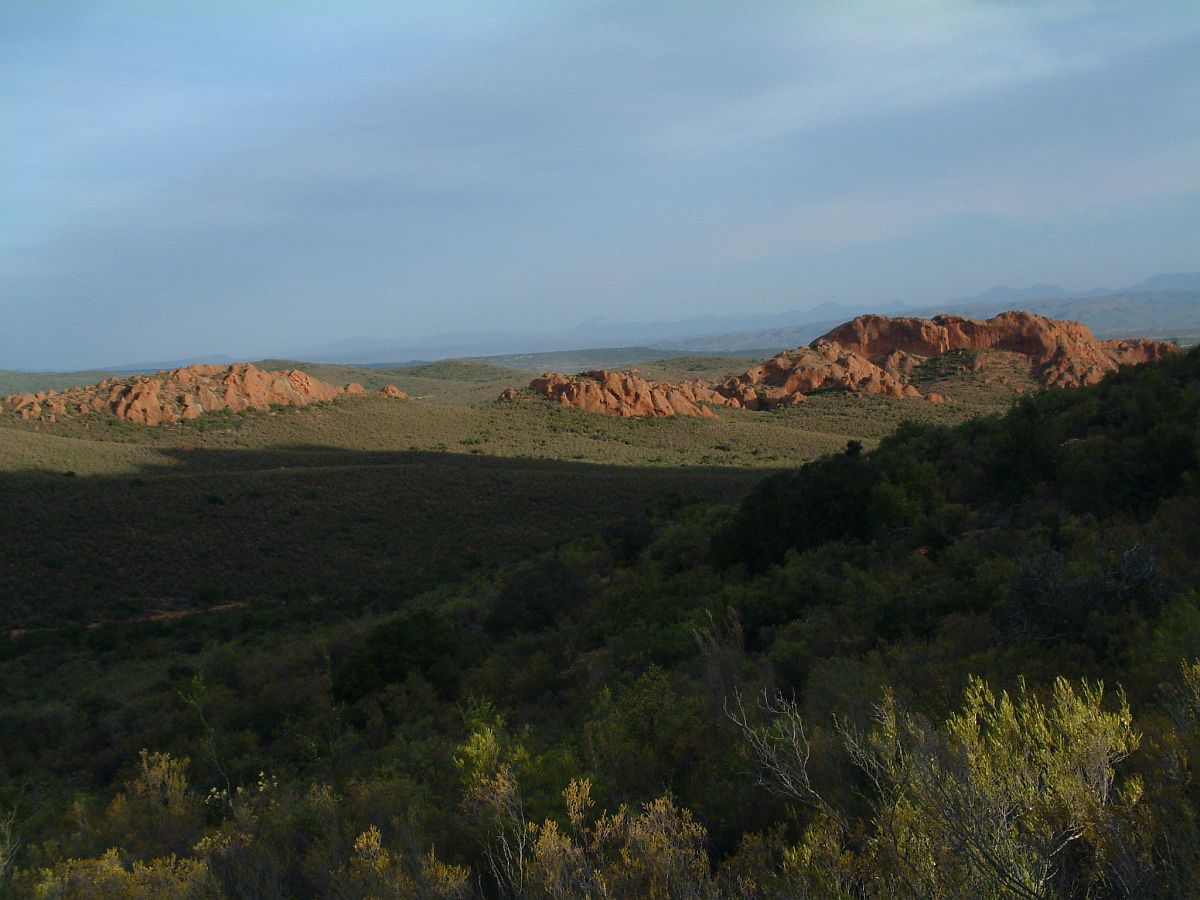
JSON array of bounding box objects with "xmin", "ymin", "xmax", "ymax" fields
[{"xmin": 3, "ymin": 349, "xmax": 1200, "ymax": 896}]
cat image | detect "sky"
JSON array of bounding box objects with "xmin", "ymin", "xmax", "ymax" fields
[{"xmin": 2, "ymin": 2, "xmax": 1199, "ymax": 370}]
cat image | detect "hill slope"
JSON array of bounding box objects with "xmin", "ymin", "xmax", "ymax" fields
[{"xmin": 4, "ymin": 347, "xmax": 1199, "ymax": 896}]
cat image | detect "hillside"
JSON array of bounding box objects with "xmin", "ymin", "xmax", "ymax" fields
[
  {"xmin": 256, "ymin": 358, "xmax": 534, "ymax": 405},
  {"xmin": 0, "ymin": 358, "xmax": 1000, "ymax": 632},
  {"xmin": 2, "ymin": 343, "xmax": 1200, "ymax": 897},
  {"xmin": 3, "ymin": 348, "xmax": 1199, "ymax": 896},
  {"xmin": 0, "ymin": 368, "xmax": 124, "ymax": 397}
]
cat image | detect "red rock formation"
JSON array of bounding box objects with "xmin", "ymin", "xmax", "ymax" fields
[
  {"xmin": 497, "ymin": 311, "xmax": 1175, "ymax": 417},
  {"xmin": 521, "ymin": 369, "xmax": 737, "ymax": 418},
  {"xmin": 3, "ymin": 363, "xmax": 359, "ymax": 426},
  {"xmin": 717, "ymin": 341, "xmax": 919, "ymax": 409},
  {"xmin": 380, "ymin": 384, "xmax": 409, "ymax": 399},
  {"xmin": 818, "ymin": 311, "xmax": 1175, "ymax": 389}
]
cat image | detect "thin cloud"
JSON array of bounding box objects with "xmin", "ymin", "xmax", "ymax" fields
[{"xmin": 1, "ymin": 3, "xmax": 1198, "ymax": 369}]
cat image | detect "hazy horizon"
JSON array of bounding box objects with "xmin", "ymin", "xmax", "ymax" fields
[{"xmin": 4, "ymin": 2, "xmax": 1199, "ymax": 370}]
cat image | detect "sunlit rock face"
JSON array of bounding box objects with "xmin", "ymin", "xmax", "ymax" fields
[
  {"xmin": 498, "ymin": 311, "xmax": 1177, "ymax": 417},
  {"xmin": 3, "ymin": 363, "xmax": 357, "ymax": 426}
]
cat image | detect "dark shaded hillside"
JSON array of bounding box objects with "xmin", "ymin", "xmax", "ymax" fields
[
  {"xmin": 3, "ymin": 349, "xmax": 1200, "ymax": 897},
  {"xmin": 715, "ymin": 345, "xmax": 1200, "ymax": 571},
  {"xmin": 0, "ymin": 448, "xmax": 762, "ymax": 631}
]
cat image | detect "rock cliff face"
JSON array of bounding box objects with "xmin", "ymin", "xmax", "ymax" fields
[
  {"xmin": 499, "ymin": 311, "xmax": 1176, "ymax": 417},
  {"xmin": 3, "ymin": 363, "xmax": 363, "ymax": 426}
]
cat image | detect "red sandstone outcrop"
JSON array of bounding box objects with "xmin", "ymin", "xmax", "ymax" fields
[
  {"xmin": 819, "ymin": 311, "xmax": 1175, "ymax": 389},
  {"xmin": 498, "ymin": 311, "xmax": 1175, "ymax": 417},
  {"xmin": 716, "ymin": 341, "xmax": 920, "ymax": 409},
  {"xmin": 3, "ymin": 363, "xmax": 362, "ymax": 426},
  {"xmin": 380, "ymin": 384, "xmax": 409, "ymax": 399},
  {"xmin": 522, "ymin": 369, "xmax": 738, "ymax": 418}
]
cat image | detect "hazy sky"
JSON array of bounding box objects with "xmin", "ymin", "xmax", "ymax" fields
[{"xmin": 3, "ymin": 2, "xmax": 1199, "ymax": 369}]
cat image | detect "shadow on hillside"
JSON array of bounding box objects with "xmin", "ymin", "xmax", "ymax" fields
[
  {"xmin": 147, "ymin": 442, "xmax": 771, "ymax": 475},
  {"xmin": 0, "ymin": 445, "xmax": 768, "ymax": 631}
]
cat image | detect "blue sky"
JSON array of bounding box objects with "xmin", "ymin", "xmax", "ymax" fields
[{"xmin": 3, "ymin": 2, "xmax": 1199, "ymax": 369}]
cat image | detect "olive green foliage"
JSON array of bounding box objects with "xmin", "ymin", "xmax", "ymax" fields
[
  {"xmin": 337, "ymin": 824, "xmax": 470, "ymax": 898},
  {"xmin": 714, "ymin": 350, "xmax": 1200, "ymax": 571},
  {"xmin": 333, "ymin": 610, "xmax": 478, "ymax": 703},
  {"xmin": 725, "ymin": 671, "xmax": 1189, "ymax": 899},
  {"xmin": 3, "ymin": 349, "xmax": 1200, "ymax": 896},
  {"xmin": 28, "ymin": 850, "xmax": 217, "ymax": 898}
]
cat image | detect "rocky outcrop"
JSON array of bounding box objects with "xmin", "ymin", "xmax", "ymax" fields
[
  {"xmin": 519, "ymin": 369, "xmax": 737, "ymax": 418},
  {"xmin": 498, "ymin": 311, "xmax": 1175, "ymax": 417},
  {"xmin": 717, "ymin": 311, "xmax": 1174, "ymax": 405},
  {"xmin": 818, "ymin": 311, "xmax": 1176, "ymax": 389},
  {"xmin": 3, "ymin": 363, "xmax": 362, "ymax": 426},
  {"xmin": 380, "ymin": 384, "xmax": 409, "ymax": 399},
  {"xmin": 716, "ymin": 341, "xmax": 920, "ymax": 409}
]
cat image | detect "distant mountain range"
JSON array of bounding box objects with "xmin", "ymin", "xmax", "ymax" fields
[
  {"xmin": 6, "ymin": 272, "xmax": 1197, "ymax": 380},
  {"xmin": 292, "ymin": 305, "xmax": 886, "ymax": 365},
  {"xmin": 664, "ymin": 276, "xmax": 1200, "ymax": 354},
  {"xmin": 295, "ymin": 271, "xmax": 1199, "ymax": 363},
  {"xmin": 947, "ymin": 271, "xmax": 1200, "ymax": 305},
  {"xmin": 914, "ymin": 291, "xmax": 1200, "ymax": 338}
]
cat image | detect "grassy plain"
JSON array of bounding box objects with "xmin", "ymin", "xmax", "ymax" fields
[{"xmin": 0, "ymin": 368, "xmax": 123, "ymax": 396}]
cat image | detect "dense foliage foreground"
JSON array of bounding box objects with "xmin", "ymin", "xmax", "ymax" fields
[{"xmin": 3, "ymin": 349, "xmax": 1200, "ymax": 897}]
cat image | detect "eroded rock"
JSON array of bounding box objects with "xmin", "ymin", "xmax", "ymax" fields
[
  {"xmin": 819, "ymin": 311, "xmax": 1175, "ymax": 389},
  {"xmin": 3, "ymin": 363, "xmax": 360, "ymax": 426},
  {"xmin": 521, "ymin": 369, "xmax": 736, "ymax": 418},
  {"xmin": 498, "ymin": 311, "xmax": 1176, "ymax": 417}
]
